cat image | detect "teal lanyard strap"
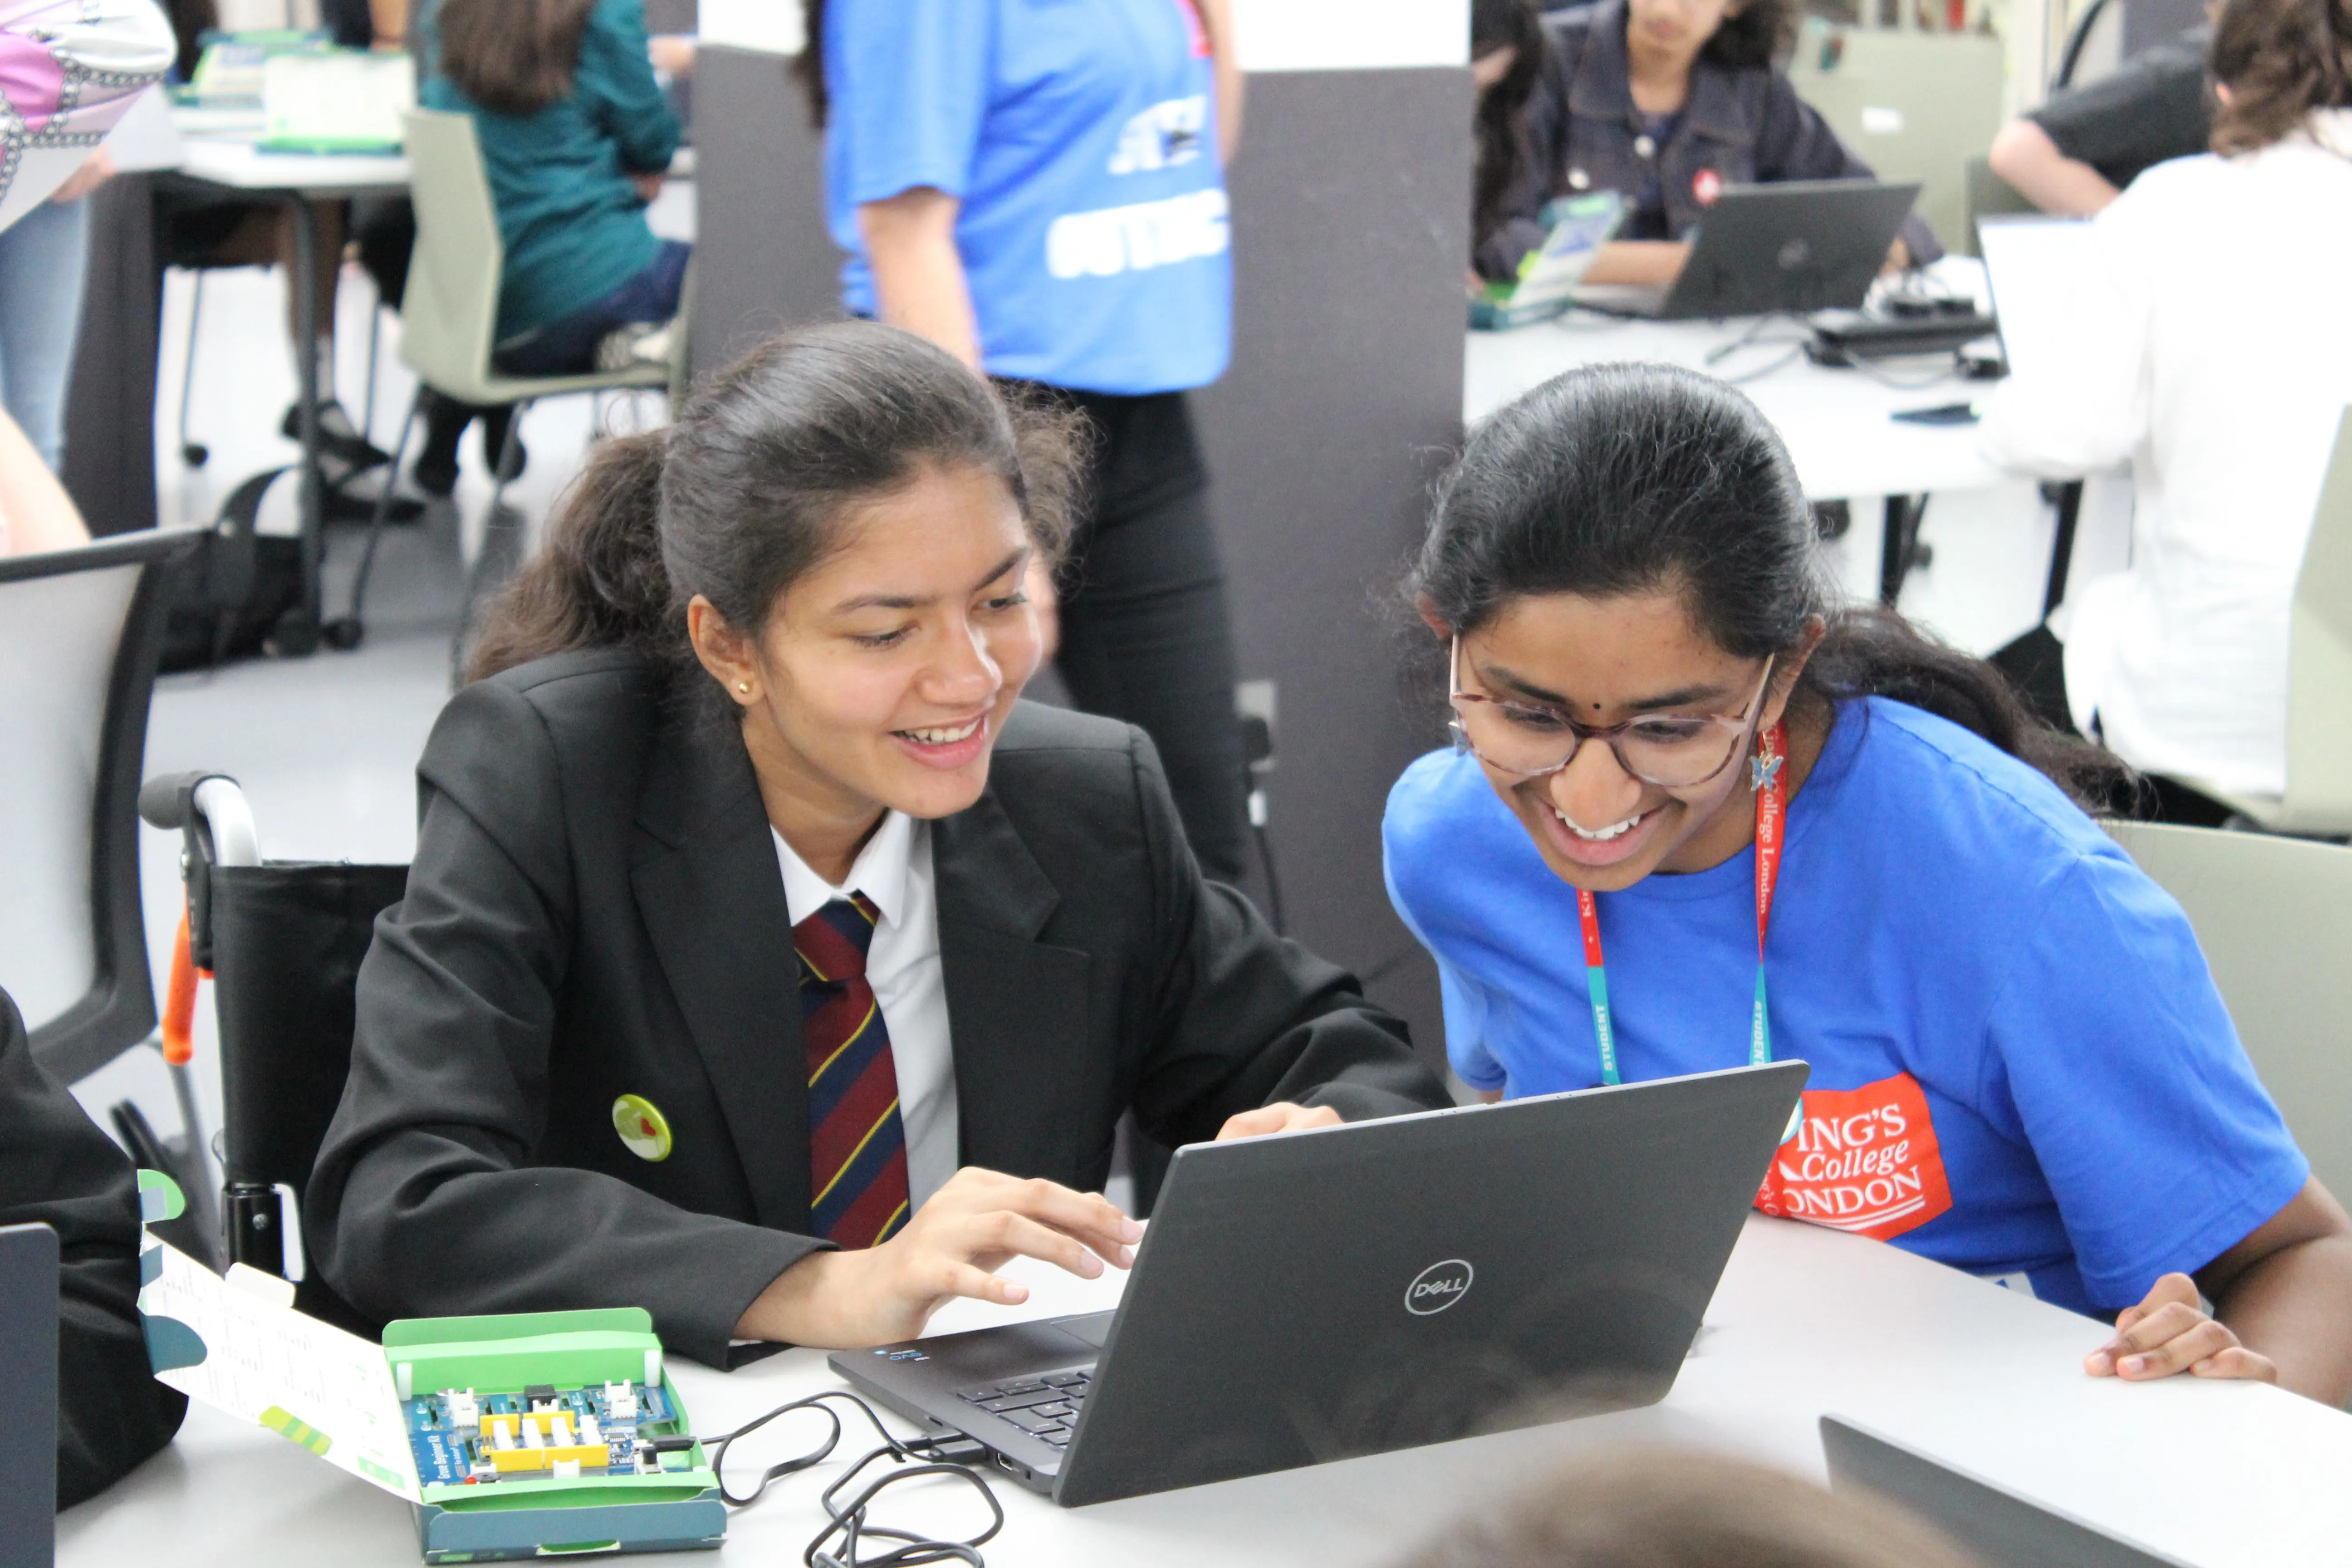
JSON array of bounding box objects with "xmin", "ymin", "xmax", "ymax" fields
[{"xmin": 1575, "ymin": 721, "xmax": 1790, "ymax": 1088}]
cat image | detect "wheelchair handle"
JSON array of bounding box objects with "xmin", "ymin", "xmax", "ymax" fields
[{"xmin": 137, "ymin": 771, "xmax": 261, "ymax": 869}]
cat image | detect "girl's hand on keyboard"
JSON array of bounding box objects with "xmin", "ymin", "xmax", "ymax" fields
[{"xmin": 734, "ymin": 1166, "xmax": 1142, "ymax": 1348}]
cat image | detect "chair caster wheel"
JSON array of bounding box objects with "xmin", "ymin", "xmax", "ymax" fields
[{"xmin": 323, "ymin": 617, "xmax": 365, "ymax": 652}]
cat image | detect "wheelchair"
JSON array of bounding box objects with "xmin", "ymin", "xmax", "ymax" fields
[{"xmin": 139, "ymin": 770, "xmax": 407, "ymax": 1333}]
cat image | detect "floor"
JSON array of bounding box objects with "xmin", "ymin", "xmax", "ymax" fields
[{"xmin": 63, "ymin": 199, "xmax": 2084, "ymax": 1235}]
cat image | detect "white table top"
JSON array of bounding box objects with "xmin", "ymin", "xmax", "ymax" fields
[
  {"xmin": 57, "ymin": 1214, "xmax": 2352, "ymax": 1567},
  {"xmin": 1463, "ymin": 265, "xmax": 2007, "ymax": 503},
  {"xmin": 162, "ymin": 112, "xmax": 696, "ymax": 197},
  {"xmin": 170, "ymin": 132, "xmax": 413, "ymax": 198}
]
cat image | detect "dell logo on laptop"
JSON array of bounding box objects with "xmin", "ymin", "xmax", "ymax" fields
[{"xmin": 1404, "ymin": 1259, "xmax": 1474, "ymax": 1315}]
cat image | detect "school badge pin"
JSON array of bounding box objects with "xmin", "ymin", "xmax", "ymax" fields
[{"xmin": 612, "ymin": 1094, "xmax": 673, "ymax": 1162}]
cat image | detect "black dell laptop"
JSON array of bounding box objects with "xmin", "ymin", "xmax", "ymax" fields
[
  {"xmin": 1573, "ymin": 179, "xmax": 1923, "ymax": 320},
  {"xmin": 833, "ymin": 1061, "xmax": 1809, "ymax": 1506},
  {"xmin": 1822, "ymin": 1415, "xmax": 2192, "ymax": 1568}
]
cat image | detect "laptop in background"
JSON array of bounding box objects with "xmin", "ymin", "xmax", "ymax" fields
[
  {"xmin": 1575, "ymin": 179, "xmax": 1922, "ymax": 320},
  {"xmin": 837, "ymin": 1061, "xmax": 1809, "ymax": 1507},
  {"xmin": 259, "ymin": 50, "xmax": 416, "ymax": 155},
  {"xmin": 1975, "ymin": 214, "xmax": 2095, "ymax": 382},
  {"xmin": 0, "ymin": 1224, "xmax": 59, "ymax": 1567},
  {"xmin": 1821, "ymin": 1414, "xmax": 2192, "ymax": 1568}
]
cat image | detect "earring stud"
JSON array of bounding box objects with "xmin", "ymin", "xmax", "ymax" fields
[{"xmin": 737, "ymin": 681, "xmax": 751, "ymax": 694}]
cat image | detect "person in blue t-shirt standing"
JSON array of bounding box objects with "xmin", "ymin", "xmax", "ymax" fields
[
  {"xmin": 1382, "ymin": 362, "xmax": 2352, "ymax": 1406},
  {"xmin": 807, "ymin": 0, "xmax": 1251, "ymax": 883}
]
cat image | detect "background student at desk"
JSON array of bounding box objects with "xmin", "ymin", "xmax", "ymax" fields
[
  {"xmin": 1470, "ymin": 0, "xmax": 1939, "ymax": 290},
  {"xmin": 419, "ymin": 0, "xmax": 686, "ymax": 377},
  {"xmin": 305, "ymin": 323, "xmax": 1447, "ymax": 1366},
  {"xmin": 1986, "ymin": 22, "xmax": 2214, "ymax": 216},
  {"xmin": 1980, "ymin": 0, "xmax": 2352, "ymax": 822}
]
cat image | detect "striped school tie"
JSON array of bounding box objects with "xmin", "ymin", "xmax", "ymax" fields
[{"xmin": 796, "ymin": 893, "xmax": 911, "ymax": 1248}]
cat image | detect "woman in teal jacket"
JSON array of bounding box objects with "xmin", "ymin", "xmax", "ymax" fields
[{"xmin": 422, "ymin": 0, "xmax": 686, "ymax": 378}]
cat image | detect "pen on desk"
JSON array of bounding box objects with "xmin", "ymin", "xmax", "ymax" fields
[{"xmin": 1890, "ymin": 402, "xmax": 1983, "ymax": 426}]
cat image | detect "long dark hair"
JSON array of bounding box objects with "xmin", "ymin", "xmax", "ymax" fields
[
  {"xmin": 438, "ymin": 0, "xmax": 598, "ymax": 118},
  {"xmin": 1474, "ymin": 0, "xmax": 1547, "ymax": 265},
  {"xmin": 2210, "ymin": 0, "xmax": 2352, "ymax": 152},
  {"xmin": 1701, "ymin": 0, "xmax": 1794, "ymax": 70},
  {"xmin": 1406, "ymin": 363, "xmax": 2128, "ymax": 806},
  {"xmin": 468, "ymin": 322, "xmax": 1082, "ymax": 686},
  {"xmin": 794, "ymin": 0, "xmax": 830, "ymax": 127}
]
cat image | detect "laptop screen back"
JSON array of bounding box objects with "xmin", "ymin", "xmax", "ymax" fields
[
  {"xmin": 1822, "ymin": 1414, "xmax": 2190, "ymax": 1568},
  {"xmin": 0, "ymin": 1223, "xmax": 59, "ymax": 1565},
  {"xmin": 1976, "ymin": 215, "xmax": 2094, "ymax": 383}
]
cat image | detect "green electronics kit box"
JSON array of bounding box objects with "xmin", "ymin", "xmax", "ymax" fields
[
  {"xmin": 136, "ymin": 1173, "xmax": 722, "ymax": 1560},
  {"xmin": 1469, "ymin": 190, "xmax": 1628, "ymax": 330}
]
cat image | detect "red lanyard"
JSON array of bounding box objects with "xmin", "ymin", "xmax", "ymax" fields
[{"xmin": 1575, "ymin": 721, "xmax": 1788, "ymax": 1086}]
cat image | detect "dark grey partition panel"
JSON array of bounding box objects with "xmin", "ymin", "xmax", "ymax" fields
[
  {"xmin": 688, "ymin": 58, "xmax": 1472, "ymax": 1066},
  {"xmin": 62, "ymin": 173, "xmax": 163, "ymax": 537},
  {"xmin": 690, "ymin": 45, "xmax": 842, "ymax": 377},
  {"xmin": 1193, "ymin": 68, "xmax": 1470, "ymax": 1060}
]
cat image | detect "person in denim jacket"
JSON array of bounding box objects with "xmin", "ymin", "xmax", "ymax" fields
[{"xmin": 1475, "ymin": 0, "xmax": 1939, "ymax": 284}]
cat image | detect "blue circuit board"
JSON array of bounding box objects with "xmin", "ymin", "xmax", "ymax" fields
[{"xmin": 402, "ymin": 1382, "xmax": 677, "ymax": 1488}]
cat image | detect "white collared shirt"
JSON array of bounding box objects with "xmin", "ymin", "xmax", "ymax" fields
[{"xmin": 772, "ymin": 813, "xmax": 960, "ymax": 1210}]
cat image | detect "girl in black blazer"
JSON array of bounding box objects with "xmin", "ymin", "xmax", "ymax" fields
[{"xmin": 306, "ymin": 323, "xmax": 1447, "ymax": 1367}]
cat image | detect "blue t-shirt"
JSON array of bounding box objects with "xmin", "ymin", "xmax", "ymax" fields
[
  {"xmin": 1383, "ymin": 697, "xmax": 2308, "ymax": 1316},
  {"xmin": 823, "ymin": 0, "xmax": 1233, "ymax": 394}
]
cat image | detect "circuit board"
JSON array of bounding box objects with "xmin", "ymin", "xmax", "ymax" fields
[{"xmin": 402, "ymin": 1380, "xmax": 682, "ymax": 1488}]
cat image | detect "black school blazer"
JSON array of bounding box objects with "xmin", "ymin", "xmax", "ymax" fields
[{"xmin": 307, "ymin": 651, "xmax": 1445, "ymax": 1365}]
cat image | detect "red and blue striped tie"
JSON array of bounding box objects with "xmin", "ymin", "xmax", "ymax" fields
[{"xmin": 796, "ymin": 894, "xmax": 911, "ymax": 1248}]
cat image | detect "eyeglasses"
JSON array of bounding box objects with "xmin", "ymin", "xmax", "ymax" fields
[{"xmin": 1448, "ymin": 637, "xmax": 1776, "ymax": 788}]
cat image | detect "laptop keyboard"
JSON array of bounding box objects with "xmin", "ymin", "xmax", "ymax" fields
[{"xmin": 954, "ymin": 1369, "xmax": 1091, "ymax": 1449}]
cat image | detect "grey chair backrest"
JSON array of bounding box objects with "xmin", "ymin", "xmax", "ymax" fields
[
  {"xmin": 2275, "ymin": 405, "xmax": 2352, "ymax": 835},
  {"xmin": 0, "ymin": 531, "xmax": 197, "ymax": 1082},
  {"xmin": 2102, "ymin": 819, "xmax": 2352, "ymax": 1204},
  {"xmin": 401, "ymin": 107, "xmax": 681, "ymax": 404}
]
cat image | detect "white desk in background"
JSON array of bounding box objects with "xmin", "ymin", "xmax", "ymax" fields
[
  {"xmin": 1464, "ymin": 261, "xmax": 2036, "ymax": 609},
  {"xmin": 57, "ymin": 1215, "xmax": 2352, "ymax": 1568}
]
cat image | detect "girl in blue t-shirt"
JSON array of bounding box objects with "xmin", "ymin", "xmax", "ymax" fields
[
  {"xmin": 1383, "ymin": 362, "xmax": 2352, "ymax": 1404},
  {"xmin": 804, "ymin": 0, "xmax": 1252, "ymax": 887}
]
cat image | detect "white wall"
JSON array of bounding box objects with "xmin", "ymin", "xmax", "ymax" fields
[
  {"xmin": 1235, "ymin": 0, "xmax": 1467, "ymax": 71},
  {"xmin": 697, "ymin": 0, "xmax": 1470, "ymax": 70}
]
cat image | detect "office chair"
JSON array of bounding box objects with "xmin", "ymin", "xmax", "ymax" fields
[
  {"xmin": 2055, "ymin": 0, "xmax": 2129, "ymax": 90},
  {"xmin": 330, "ymin": 108, "xmax": 688, "ymax": 658},
  {"xmin": 2162, "ymin": 407, "xmax": 2352, "ymax": 837},
  {"xmin": 2102, "ymin": 820, "xmax": 2352, "ymax": 1207},
  {"xmin": 138, "ymin": 771, "xmax": 404, "ymax": 1332},
  {"xmin": 0, "ymin": 531, "xmax": 218, "ymax": 1264}
]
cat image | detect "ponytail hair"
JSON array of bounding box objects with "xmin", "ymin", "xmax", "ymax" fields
[
  {"xmin": 2210, "ymin": 0, "xmax": 2352, "ymax": 154},
  {"xmin": 1406, "ymin": 363, "xmax": 2130, "ymax": 807},
  {"xmin": 467, "ymin": 321, "xmax": 1081, "ymax": 686}
]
